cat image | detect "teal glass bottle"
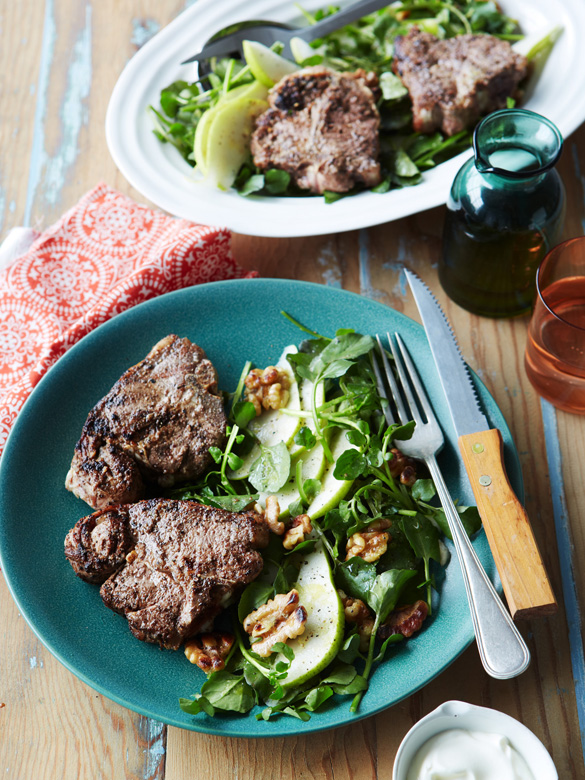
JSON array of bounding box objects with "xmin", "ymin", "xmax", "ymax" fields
[{"xmin": 439, "ymin": 109, "xmax": 565, "ymax": 318}]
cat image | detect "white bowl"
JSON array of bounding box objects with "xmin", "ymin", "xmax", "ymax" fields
[{"xmin": 392, "ymin": 700, "xmax": 558, "ymax": 780}]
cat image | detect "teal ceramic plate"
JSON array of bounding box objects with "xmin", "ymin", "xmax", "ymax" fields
[{"xmin": 0, "ymin": 279, "xmax": 522, "ymax": 737}]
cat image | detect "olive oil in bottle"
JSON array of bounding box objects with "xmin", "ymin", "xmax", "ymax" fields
[{"xmin": 438, "ymin": 110, "xmax": 565, "ymax": 318}]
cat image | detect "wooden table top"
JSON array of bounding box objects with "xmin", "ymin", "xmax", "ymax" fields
[{"xmin": 1, "ymin": 2, "xmax": 584, "ymax": 778}]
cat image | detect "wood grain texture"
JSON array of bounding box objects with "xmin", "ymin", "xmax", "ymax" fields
[
  {"xmin": 1, "ymin": 0, "xmax": 585, "ymax": 778},
  {"xmin": 458, "ymin": 428, "xmax": 556, "ymax": 619}
]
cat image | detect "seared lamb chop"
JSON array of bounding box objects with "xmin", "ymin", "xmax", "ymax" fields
[
  {"xmin": 64, "ymin": 499, "xmax": 269, "ymax": 649},
  {"xmin": 392, "ymin": 28, "xmax": 528, "ymax": 136},
  {"xmin": 251, "ymin": 66, "xmax": 381, "ymax": 194},
  {"xmin": 66, "ymin": 335, "xmax": 226, "ymax": 510}
]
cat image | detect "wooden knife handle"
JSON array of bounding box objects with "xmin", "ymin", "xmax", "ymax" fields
[{"xmin": 458, "ymin": 429, "xmax": 557, "ymax": 620}]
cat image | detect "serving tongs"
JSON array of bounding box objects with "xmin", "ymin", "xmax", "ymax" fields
[{"xmin": 181, "ymin": 0, "xmax": 392, "ymax": 64}]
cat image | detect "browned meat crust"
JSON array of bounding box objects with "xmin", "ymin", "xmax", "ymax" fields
[
  {"xmin": 64, "ymin": 499, "xmax": 269, "ymax": 649},
  {"xmin": 65, "ymin": 335, "xmax": 226, "ymax": 510},
  {"xmin": 392, "ymin": 28, "xmax": 528, "ymax": 136},
  {"xmin": 251, "ymin": 66, "xmax": 382, "ymax": 194}
]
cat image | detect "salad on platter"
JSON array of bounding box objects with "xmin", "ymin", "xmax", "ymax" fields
[
  {"xmin": 149, "ymin": 0, "xmax": 560, "ymax": 204},
  {"xmin": 174, "ymin": 319, "xmax": 482, "ymax": 722}
]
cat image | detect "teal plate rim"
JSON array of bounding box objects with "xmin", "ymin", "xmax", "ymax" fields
[{"xmin": 0, "ymin": 279, "xmax": 523, "ymax": 738}]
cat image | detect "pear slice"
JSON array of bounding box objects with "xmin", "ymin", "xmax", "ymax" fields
[
  {"xmin": 202, "ymin": 96, "xmax": 268, "ymax": 189},
  {"xmin": 280, "ymin": 541, "xmax": 344, "ymax": 688},
  {"xmin": 242, "ymin": 39, "xmax": 298, "ymax": 87},
  {"xmin": 229, "ymin": 345, "xmax": 301, "ymax": 480},
  {"xmin": 194, "ymin": 81, "xmax": 269, "ymax": 176},
  {"xmin": 306, "ymin": 429, "xmax": 354, "ymax": 520},
  {"xmin": 289, "ymin": 36, "xmax": 323, "ymax": 64}
]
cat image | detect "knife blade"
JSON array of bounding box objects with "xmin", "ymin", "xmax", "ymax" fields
[{"xmin": 404, "ymin": 269, "xmax": 557, "ymax": 620}]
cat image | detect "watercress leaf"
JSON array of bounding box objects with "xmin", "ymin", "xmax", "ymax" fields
[
  {"xmin": 321, "ymin": 663, "xmax": 357, "ymax": 686},
  {"xmin": 226, "ymin": 452, "xmax": 243, "ymax": 470},
  {"xmin": 317, "ymin": 333, "xmax": 375, "ymax": 367},
  {"xmin": 401, "ymin": 514, "xmax": 442, "ymax": 565},
  {"xmin": 303, "ymin": 685, "xmax": 334, "ymax": 712},
  {"xmin": 271, "ymin": 641, "xmax": 295, "ymax": 663},
  {"xmin": 333, "ymin": 449, "xmax": 367, "ymax": 480},
  {"xmin": 208, "ymin": 446, "xmax": 222, "ymax": 464},
  {"xmin": 346, "ymin": 429, "xmax": 367, "ymax": 448},
  {"xmin": 390, "ymin": 420, "xmax": 416, "ymax": 441},
  {"xmin": 282, "ymin": 706, "xmax": 311, "ymax": 721},
  {"xmin": 208, "ymin": 494, "xmax": 257, "ymax": 513},
  {"xmin": 265, "ymin": 168, "xmax": 291, "ymax": 194},
  {"xmin": 330, "ymin": 674, "xmax": 368, "ymax": 696},
  {"xmin": 238, "ymin": 174, "xmax": 265, "ymax": 196},
  {"xmin": 457, "ymin": 505, "xmax": 482, "ymax": 536},
  {"xmin": 431, "ymin": 504, "xmax": 482, "ymax": 540},
  {"xmin": 200, "ymin": 671, "xmax": 256, "ymax": 713},
  {"xmin": 294, "ymin": 426, "xmax": 317, "ymax": 449},
  {"xmin": 287, "ymin": 497, "xmax": 305, "ymax": 519},
  {"xmin": 374, "ymin": 633, "xmax": 404, "ymax": 663},
  {"xmin": 274, "ymin": 558, "xmax": 301, "ymax": 594},
  {"xmin": 243, "ymin": 662, "xmax": 273, "ymax": 702},
  {"xmin": 320, "ymin": 358, "xmax": 355, "ymax": 380},
  {"xmin": 368, "ymin": 568, "xmax": 418, "ymax": 624},
  {"xmin": 233, "ymin": 400, "xmax": 257, "ymax": 429},
  {"xmin": 336, "ymin": 557, "xmax": 377, "ymax": 603},
  {"xmin": 238, "ymin": 581, "xmax": 275, "ymax": 623},
  {"xmin": 249, "ymin": 442, "xmax": 291, "ymax": 493},
  {"xmin": 302, "ymin": 478, "xmax": 321, "ymax": 502},
  {"xmin": 336, "ymin": 632, "xmax": 361, "ymax": 664},
  {"xmin": 285, "ymin": 538, "xmax": 317, "ymax": 555},
  {"xmin": 411, "ymin": 479, "xmax": 436, "ymax": 502},
  {"xmin": 179, "ymin": 695, "xmax": 214, "ymax": 716}
]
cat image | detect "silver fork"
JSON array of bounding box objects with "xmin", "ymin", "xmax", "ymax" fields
[{"xmin": 374, "ymin": 332, "xmax": 531, "ymax": 680}]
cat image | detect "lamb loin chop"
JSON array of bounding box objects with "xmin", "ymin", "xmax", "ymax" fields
[
  {"xmin": 392, "ymin": 28, "xmax": 528, "ymax": 137},
  {"xmin": 251, "ymin": 66, "xmax": 382, "ymax": 194},
  {"xmin": 64, "ymin": 499, "xmax": 269, "ymax": 649},
  {"xmin": 66, "ymin": 335, "xmax": 226, "ymax": 510}
]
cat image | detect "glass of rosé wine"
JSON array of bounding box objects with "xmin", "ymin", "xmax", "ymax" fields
[{"xmin": 525, "ymin": 236, "xmax": 585, "ymax": 413}]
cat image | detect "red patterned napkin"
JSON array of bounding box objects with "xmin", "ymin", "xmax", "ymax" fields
[{"xmin": 0, "ymin": 183, "xmax": 256, "ymax": 455}]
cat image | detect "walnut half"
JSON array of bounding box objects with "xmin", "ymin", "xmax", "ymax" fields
[
  {"xmin": 244, "ymin": 366, "xmax": 291, "ymax": 416},
  {"xmin": 346, "ymin": 518, "xmax": 392, "ymax": 563},
  {"xmin": 184, "ymin": 632, "xmax": 234, "ymax": 673},
  {"xmin": 243, "ymin": 589, "xmax": 307, "ymax": 657}
]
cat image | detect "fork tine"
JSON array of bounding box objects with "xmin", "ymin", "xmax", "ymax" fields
[
  {"xmin": 393, "ymin": 333, "xmax": 437, "ymax": 424},
  {"xmin": 388, "ymin": 334, "xmax": 424, "ymax": 425},
  {"xmin": 377, "ymin": 334, "xmax": 409, "ymax": 425},
  {"xmin": 372, "ymin": 336, "xmax": 396, "ymax": 426}
]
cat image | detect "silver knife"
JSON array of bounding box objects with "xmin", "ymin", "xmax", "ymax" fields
[{"xmin": 404, "ymin": 269, "xmax": 556, "ymax": 620}]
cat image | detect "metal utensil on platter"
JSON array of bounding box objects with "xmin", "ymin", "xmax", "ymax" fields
[{"xmin": 181, "ymin": 0, "xmax": 392, "ymax": 63}]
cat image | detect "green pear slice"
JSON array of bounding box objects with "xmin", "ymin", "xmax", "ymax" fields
[
  {"xmin": 229, "ymin": 345, "xmax": 302, "ymax": 480},
  {"xmin": 280, "ymin": 541, "xmax": 344, "ymax": 688},
  {"xmin": 202, "ymin": 96, "xmax": 268, "ymax": 189},
  {"xmin": 242, "ymin": 40, "xmax": 298, "ymax": 87},
  {"xmin": 306, "ymin": 429, "xmax": 354, "ymax": 519}
]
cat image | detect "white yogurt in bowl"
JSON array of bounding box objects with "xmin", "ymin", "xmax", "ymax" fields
[{"xmin": 393, "ymin": 700, "xmax": 558, "ymax": 780}]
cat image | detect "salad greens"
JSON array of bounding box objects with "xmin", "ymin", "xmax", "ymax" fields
[
  {"xmin": 175, "ymin": 318, "xmax": 481, "ymax": 721},
  {"xmin": 150, "ymin": 0, "xmax": 522, "ymax": 201}
]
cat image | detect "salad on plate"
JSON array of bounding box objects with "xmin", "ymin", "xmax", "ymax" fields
[
  {"xmin": 173, "ymin": 320, "xmax": 482, "ymax": 722},
  {"xmin": 149, "ymin": 0, "xmax": 559, "ymax": 203}
]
